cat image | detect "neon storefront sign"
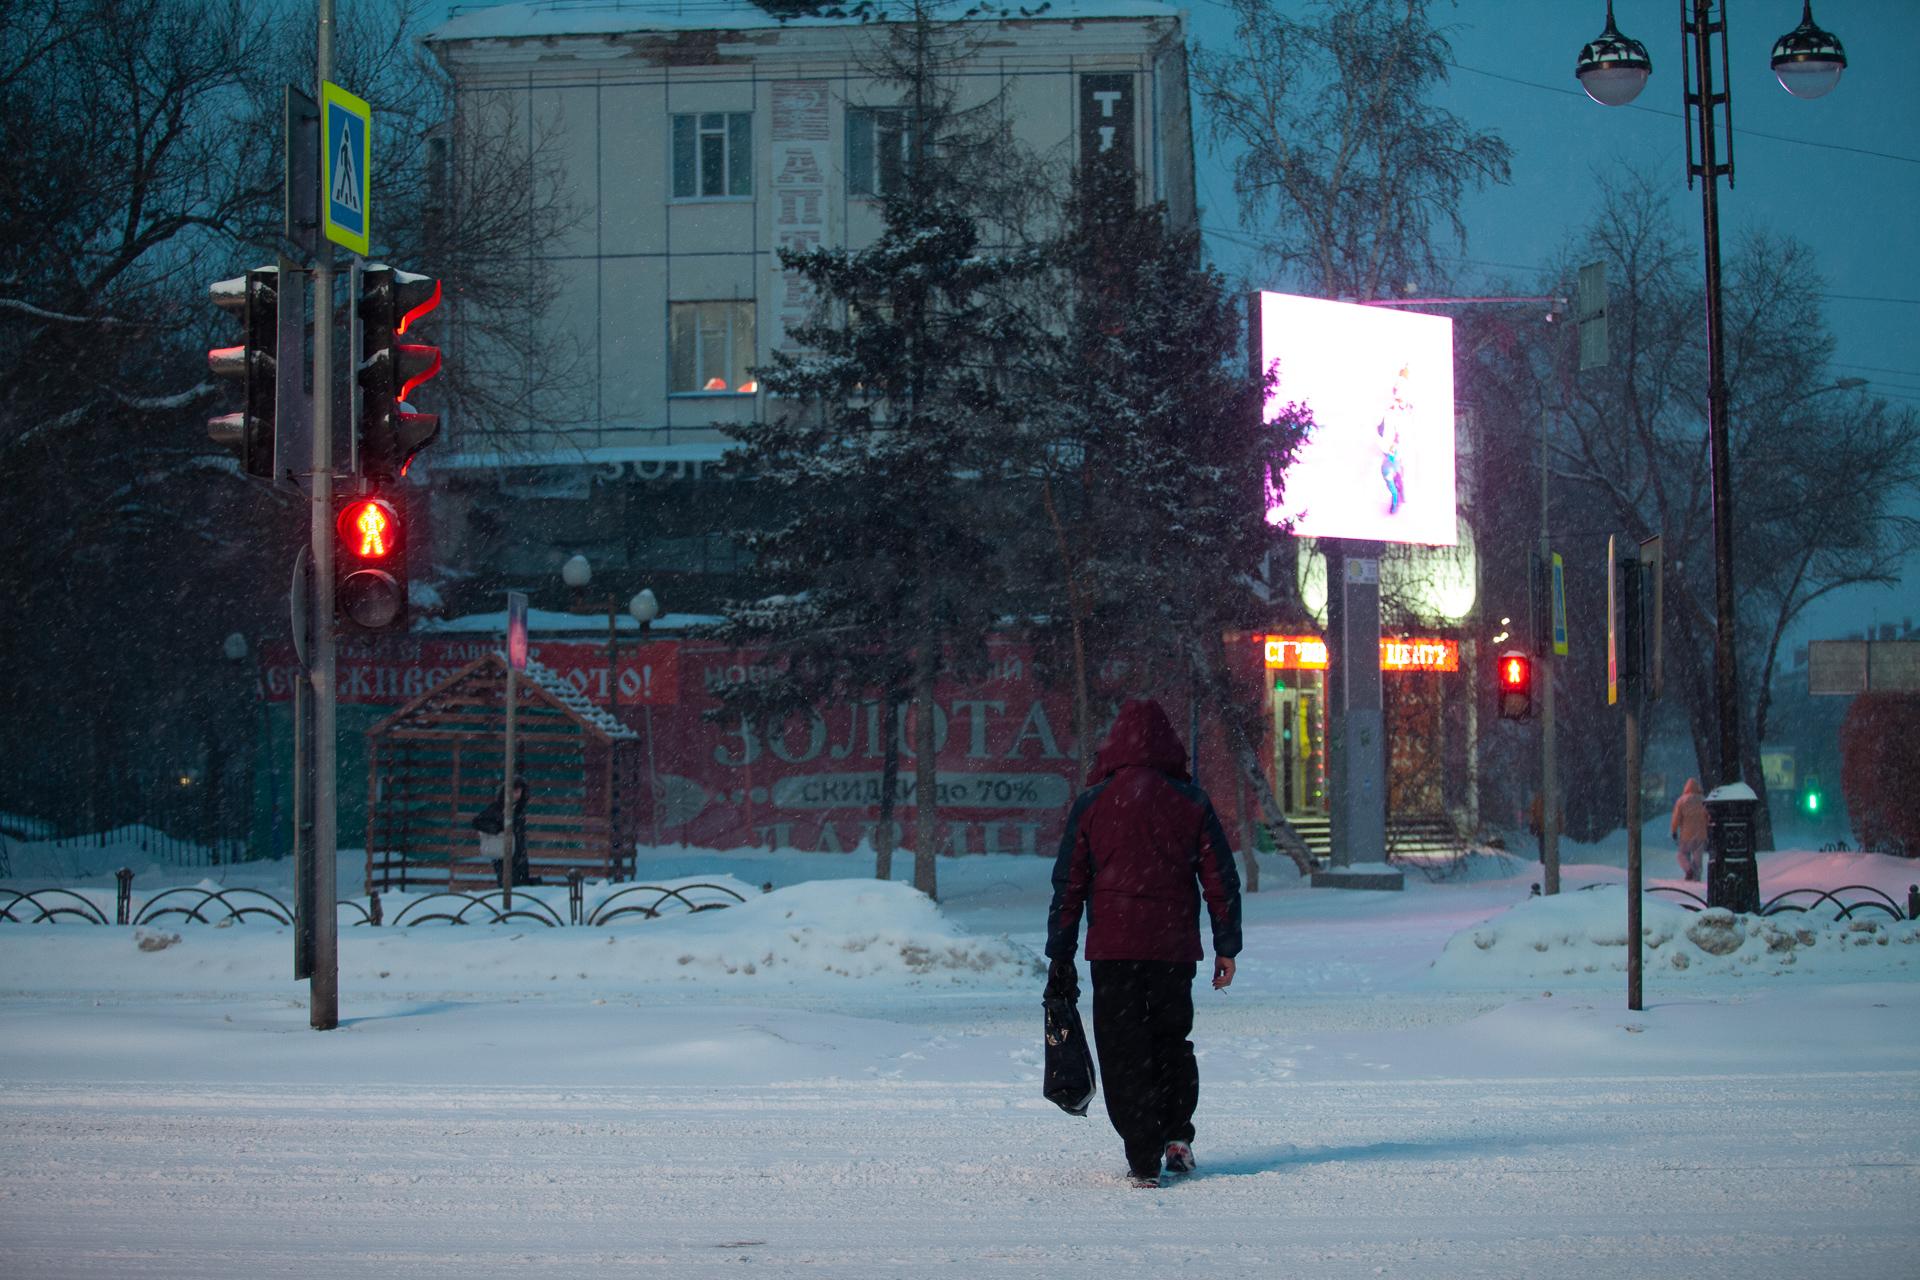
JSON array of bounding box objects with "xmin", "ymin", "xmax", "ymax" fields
[{"xmin": 1264, "ymin": 635, "xmax": 1459, "ymax": 673}]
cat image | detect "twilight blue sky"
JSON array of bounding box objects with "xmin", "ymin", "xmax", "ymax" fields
[{"xmin": 1183, "ymin": 1, "xmax": 1920, "ymax": 648}]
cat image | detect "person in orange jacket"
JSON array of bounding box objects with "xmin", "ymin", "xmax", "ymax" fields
[{"xmin": 1671, "ymin": 777, "xmax": 1709, "ymax": 881}]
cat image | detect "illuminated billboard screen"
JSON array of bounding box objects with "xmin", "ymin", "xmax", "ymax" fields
[{"xmin": 1259, "ymin": 291, "xmax": 1457, "ymax": 546}]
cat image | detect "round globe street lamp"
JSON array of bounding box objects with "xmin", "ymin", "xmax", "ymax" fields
[
  {"xmin": 558, "ymin": 558, "xmax": 665, "ymax": 706},
  {"xmin": 1770, "ymin": 1, "xmax": 1847, "ymax": 99},
  {"xmin": 1575, "ymin": 2, "xmax": 1652, "ymax": 107},
  {"xmin": 1575, "ymin": 2, "xmax": 1846, "ymax": 914}
]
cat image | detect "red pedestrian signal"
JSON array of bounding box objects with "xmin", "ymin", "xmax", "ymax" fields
[
  {"xmin": 339, "ymin": 497, "xmax": 395, "ymax": 559},
  {"xmin": 335, "ymin": 495, "xmax": 407, "ymax": 632},
  {"xmin": 1498, "ymin": 650, "xmax": 1533, "ymax": 720}
]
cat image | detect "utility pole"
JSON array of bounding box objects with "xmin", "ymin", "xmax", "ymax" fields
[
  {"xmin": 308, "ymin": 0, "xmax": 339, "ymax": 1031},
  {"xmin": 1539, "ymin": 403, "xmax": 1560, "ymax": 896},
  {"xmin": 1625, "ymin": 670, "xmax": 1643, "ymax": 1013}
]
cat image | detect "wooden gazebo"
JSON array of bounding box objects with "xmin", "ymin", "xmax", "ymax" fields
[{"xmin": 364, "ymin": 652, "xmax": 645, "ymax": 892}]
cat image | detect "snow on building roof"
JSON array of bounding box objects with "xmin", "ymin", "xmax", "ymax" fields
[
  {"xmin": 430, "ymin": 0, "xmax": 1180, "ymax": 43},
  {"xmin": 512, "ymin": 651, "xmax": 640, "ymax": 739},
  {"xmin": 418, "ymin": 607, "xmax": 721, "ymax": 635},
  {"xmin": 427, "ymin": 440, "xmax": 737, "ymax": 472}
]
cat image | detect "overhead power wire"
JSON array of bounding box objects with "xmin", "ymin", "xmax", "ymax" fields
[{"xmin": 1444, "ymin": 62, "xmax": 1920, "ymax": 167}]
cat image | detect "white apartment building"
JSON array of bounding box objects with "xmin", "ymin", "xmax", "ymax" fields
[{"xmin": 421, "ymin": 0, "xmax": 1196, "ymax": 614}]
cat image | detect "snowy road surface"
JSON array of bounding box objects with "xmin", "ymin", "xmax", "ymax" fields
[
  {"xmin": 2, "ymin": 843, "xmax": 1917, "ymax": 1276},
  {"xmin": 3, "ymin": 1063, "xmax": 1915, "ymax": 1278}
]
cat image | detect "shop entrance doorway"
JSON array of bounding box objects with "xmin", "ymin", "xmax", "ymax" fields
[{"xmin": 1270, "ymin": 673, "xmax": 1327, "ymax": 819}]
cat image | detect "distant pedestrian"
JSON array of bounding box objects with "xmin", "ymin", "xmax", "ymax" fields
[
  {"xmin": 1044, "ymin": 698, "xmax": 1242, "ymax": 1188},
  {"xmin": 1671, "ymin": 777, "xmax": 1708, "ymax": 881},
  {"xmin": 472, "ymin": 777, "xmax": 536, "ymax": 886}
]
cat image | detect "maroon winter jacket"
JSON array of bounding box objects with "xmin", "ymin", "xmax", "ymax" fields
[{"xmin": 1045, "ymin": 698, "xmax": 1243, "ymax": 964}]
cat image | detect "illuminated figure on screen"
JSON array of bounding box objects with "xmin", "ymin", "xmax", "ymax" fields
[{"xmin": 1376, "ymin": 364, "xmax": 1411, "ymax": 516}]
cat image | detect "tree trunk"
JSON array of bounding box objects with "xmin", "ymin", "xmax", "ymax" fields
[
  {"xmin": 912, "ymin": 638, "xmax": 940, "ymax": 900},
  {"xmin": 1179, "ymin": 629, "xmax": 1310, "ymax": 878},
  {"xmin": 1040, "ymin": 475, "xmax": 1092, "ymax": 785},
  {"xmin": 874, "ymin": 692, "xmax": 902, "ymax": 880}
]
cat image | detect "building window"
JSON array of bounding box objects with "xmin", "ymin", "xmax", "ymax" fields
[
  {"xmin": 847, "ymin": 107, "xmax": 910, "ymax": 198},
  {"xmin": 670, "ymin": 301, "xmax": 756, "ymax": 395},
  {"xmin": 671, "ymin": 112, "xmax": 751, "ymax": 199}
]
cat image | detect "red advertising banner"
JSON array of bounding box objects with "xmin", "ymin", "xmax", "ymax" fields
[
  {"xmin": 261, "ymin": 636, "xmax": 680, "ymax": 707},
  {"xmin": 263, "ymin": 635, "xmax": 1257, "ymax": 858}
]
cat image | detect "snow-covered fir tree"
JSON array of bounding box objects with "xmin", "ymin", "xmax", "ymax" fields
[
  {"xmin": 717, "ymin": 1, "xmax": 1049, "ymax": 897},
  {"xmin": 1028, "ymin": 147, "xmax": 1318, "ymax": 876}
]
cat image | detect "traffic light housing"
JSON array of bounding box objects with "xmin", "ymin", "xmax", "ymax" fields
[
  {"xmin": 1799, "ymin": 775, "xmax": 1824, "ymax": 817},
  {"xmin": 335, "ymin": 493, "xmax": 407, "ymax": 632},
  {"xmin": 1497, "ymin": 650, "xmax": 1533, "ymax": 720},
  {"xmin": 207, "ymin": 268, "xmax": 279, "ymax": 478},
  {"xmin": 357, "ymin": 266, "xmax": 443, "ymax": 482}
]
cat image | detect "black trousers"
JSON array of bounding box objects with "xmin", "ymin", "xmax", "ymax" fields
[{"xmin": 1090, "ymin": 959, "xmax": 1198, "ymax": 1176}]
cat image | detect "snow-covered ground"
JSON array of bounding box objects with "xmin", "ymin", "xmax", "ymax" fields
[{"xmin": 2, "ymin": 829, "xmax": 1917, "ymax": 1278}]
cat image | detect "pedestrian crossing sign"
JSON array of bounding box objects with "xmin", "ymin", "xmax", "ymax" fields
[{"xmin": 321, "ymin": 81, "xmax": 371, "ymax": 256}]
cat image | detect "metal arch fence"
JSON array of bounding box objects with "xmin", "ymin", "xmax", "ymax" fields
[
  {"xmin": 1756, "ymin": 885, "xmax": 1906, "ymax": 922},
  {"xmin": 132, "ymin": 886, "xmax": 299, "ymax": 927},
  {"xmin": 0, "ymin": 888, "xmax": 112, "ymax": 925},
  {"xmin": 588, "ymin": 882, "xmax": 747, "ymax": 926},
  {"xmin": 0, "ymin": 868, "xmax": 750, "ymax": 929},
  {"xmin": 1636, "ymin": 882, "xmax": 1912, "ymax": 921},
  {"xmin": 389, "ymin": 891, "xmax": 569, "ymax": 929}
]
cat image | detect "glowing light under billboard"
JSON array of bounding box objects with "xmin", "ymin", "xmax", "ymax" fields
[
  {"xmin": 1259, "ymin": 291, "xmax": 1457, "ymax": 546},
  {"xmin": 1264, "ymin": 634, "xmax": 1460, "ymax": 673}
]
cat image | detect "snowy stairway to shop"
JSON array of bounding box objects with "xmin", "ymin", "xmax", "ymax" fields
[
  {"xmin": 1289, "ymin": 815, "xmax": 1332, "ymax": 860},
  {"xmin": 1387, "ymin": 814, "xmax": 1469, "ymax": 866}
]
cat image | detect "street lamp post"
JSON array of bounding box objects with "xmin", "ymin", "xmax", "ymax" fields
[
  {"xmin": 562, "ymin": 556, "xmax": 665, "ymax": 849},
  {"xmin": 1576, "ymin": 1, "xmax": 1845, "ymax": 911}
]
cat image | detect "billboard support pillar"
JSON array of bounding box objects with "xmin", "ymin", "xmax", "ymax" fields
[{"xmin": 1320, "ymin": 540, "xmax": 1396, "ymax": 890}]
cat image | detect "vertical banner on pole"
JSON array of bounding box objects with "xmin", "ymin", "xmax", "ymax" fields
[
  {"xmin": 1550, "ymin": 553, "xmax": 1568, "ymax": 657},
  {"xmin": 507, "ymin": 592, "xmax": 529, "ymax": 673}
]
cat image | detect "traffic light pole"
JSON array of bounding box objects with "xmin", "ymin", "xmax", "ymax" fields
[
  {"xmin": 1539, "ymin": 403, "xmax": 1560, "ymax": 896},
  {"xmin": 308, "ymin": 0, "xmax": 340, "ymax": 1032}
]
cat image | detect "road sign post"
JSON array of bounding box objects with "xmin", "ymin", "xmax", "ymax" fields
[{"xmin": 503, "ymin": 592, "xmax": 528, "ymax": 908}]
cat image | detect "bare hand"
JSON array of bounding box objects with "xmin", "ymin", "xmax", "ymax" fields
[{"xmin": 1212, "ymin": 956, "xmax": 1236, "ymax": 990}]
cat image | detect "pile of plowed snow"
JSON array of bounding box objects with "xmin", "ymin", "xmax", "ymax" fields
[
  {"xmin": 0, "ymin": 879, "xmax": 1040, "ymax": 998},
  {"xmin": 1427, "ymin": 886, "xmax": 1920, "ymax": 988}
]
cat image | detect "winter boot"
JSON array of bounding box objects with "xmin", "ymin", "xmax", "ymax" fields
[{"xmin": 1163, "ymin": 1141, "xmax": 1195, "ymax": 1175}]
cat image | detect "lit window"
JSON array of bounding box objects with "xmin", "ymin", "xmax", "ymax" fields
[
  {"xmin": 847, "ymin": 107, "xmax": 910, "ymax": 198},
  {"xmin": 670, "ymin": 301, "xmax": 756, "ymax": 395},
  {"xmin": 671, "ymin": 112, "xmax": 752, "ymax": 199}
]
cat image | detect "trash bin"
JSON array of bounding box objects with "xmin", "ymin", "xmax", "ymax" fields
[{"xmin": 1705, "ymin": 781, "xmax": 1760, "ymax": 914}]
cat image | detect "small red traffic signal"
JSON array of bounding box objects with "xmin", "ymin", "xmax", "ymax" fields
[
  {"xmin": 335, "ymin": 495, "xmax": 406, "ymax": 632},
  {"xmin": 1498, "ymin": 650, "xmax": 1533, "ymax": 720},
  {"xmin": 357, "ymin": 266, "xmax": 445, "ymax": 482},
  {"xmin": 206, "ymin": 267, "xmax": 279, "ymax": 478}
]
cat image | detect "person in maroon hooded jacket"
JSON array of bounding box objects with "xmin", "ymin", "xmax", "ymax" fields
[{"xmin": 1045, "ymin": 697, "xmax": 1243, "ymax": 1186}]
